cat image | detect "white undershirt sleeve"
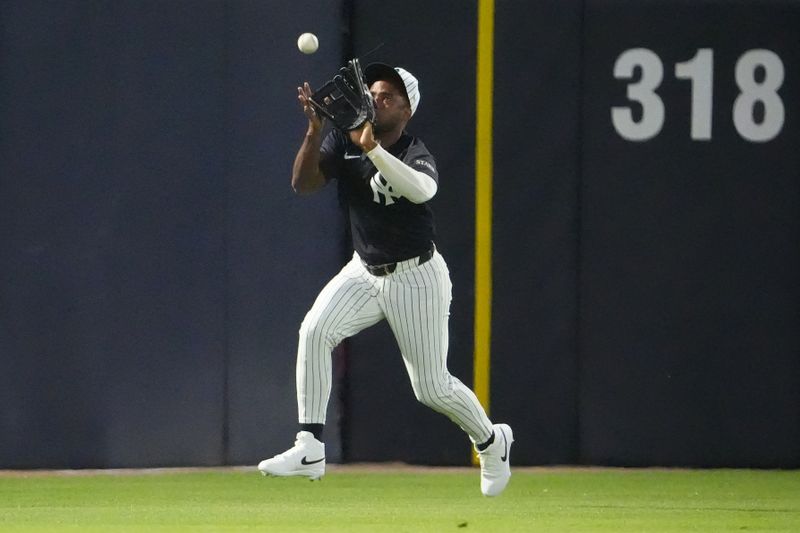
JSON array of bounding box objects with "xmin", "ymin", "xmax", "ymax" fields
[{"xmin": 365, "ymin": 144, "xmax": 437, "ymax": 204}]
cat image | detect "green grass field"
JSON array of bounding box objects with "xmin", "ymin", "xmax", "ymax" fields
[{"xmin": 1, "ymin": 466, "xmax": 799, "ymax": 532}]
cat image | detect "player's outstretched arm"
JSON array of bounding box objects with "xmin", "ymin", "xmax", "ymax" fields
[
  {"xmin": 292, "ymin": 82, "xmax": 327, "ymax": 194},
  {"xmin": 366, "ymin": 144, "xmax": 437, "ymax": 203},
  {"xmin": 349, "ymin": 121, "xmax": 437, "ymax": 204}
]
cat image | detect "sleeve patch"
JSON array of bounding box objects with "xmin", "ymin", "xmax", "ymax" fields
[{"xmin": 412, "ymin": 159, "xmax": 436, "ymax": 174}]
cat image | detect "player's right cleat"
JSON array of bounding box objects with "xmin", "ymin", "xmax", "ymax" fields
[
  {"xmin": 257, "ymin": 431, "xmax": 326, "ymax": 480},
  {"xmin": 477, "ymin": 423, "xmax": 514, "ymax": 497}
]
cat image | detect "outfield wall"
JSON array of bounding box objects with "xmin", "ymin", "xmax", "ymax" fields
[
  {"xmin": 0, "ymin": 0, "xmax": 347, "ymax": 468},
  {"xmin": 1, "ymin": 0, "xmax": 798, "ymax": 469}
]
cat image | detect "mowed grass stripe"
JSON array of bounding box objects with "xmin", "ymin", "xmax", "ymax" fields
[{"xmin": 1, "ymin": 469, "xmax": 798, "ymax": 532}]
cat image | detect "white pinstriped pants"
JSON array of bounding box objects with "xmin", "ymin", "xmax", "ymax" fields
[{"xmin": 296, "ymin": 249, "xmax": 494, "ymax": 444}]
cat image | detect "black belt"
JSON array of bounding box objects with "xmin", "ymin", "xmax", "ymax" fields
[{"xmin": 364, "ymin": 247, "xmax": 435, "ymax": 277}]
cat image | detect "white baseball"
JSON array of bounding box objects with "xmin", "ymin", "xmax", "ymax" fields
[{"xmin": 297, "ymin": 33, "xmax": 319, "ymax": 54}]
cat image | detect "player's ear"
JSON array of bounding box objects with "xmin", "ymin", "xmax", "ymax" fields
[{"xmin": 403, "ymin": 102, "xmax": 412, "ymax": 120}]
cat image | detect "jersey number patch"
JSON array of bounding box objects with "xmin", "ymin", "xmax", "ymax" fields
[{"xmin": 370, "ymin": 172, "xmax": 400, "ymax": 206}]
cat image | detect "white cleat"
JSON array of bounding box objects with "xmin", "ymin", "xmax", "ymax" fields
[
  {"xmin": 258, "ymin": 431, "xmax": 326, "ymax": 481},
  {"xmin": 477, "ymin": 423, "xmax": 514, "ymax": 497}
]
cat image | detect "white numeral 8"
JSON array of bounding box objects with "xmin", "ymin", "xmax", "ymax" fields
[{"xmin": 733, "ymin": 49, "xmax": 785, "ymax": 143}]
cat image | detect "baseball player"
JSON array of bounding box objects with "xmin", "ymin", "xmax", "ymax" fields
[{"xmin": 258, "ymin": 63, "xmax": 513, "ymax": 496}]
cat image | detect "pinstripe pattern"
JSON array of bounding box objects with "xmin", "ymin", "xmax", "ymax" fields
[{"xmin": 297, "ymin": 250, "xmax": 493, "ymax": 444}]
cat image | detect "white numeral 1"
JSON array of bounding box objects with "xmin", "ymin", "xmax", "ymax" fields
[{"xmin": 675, "ymin": 48, "xmax": 713, "ymax": 140}]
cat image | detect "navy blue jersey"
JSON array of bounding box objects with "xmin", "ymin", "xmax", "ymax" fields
[{"xmin": 319, "ymin": 129, "xmax": 439, "ymax": 265}]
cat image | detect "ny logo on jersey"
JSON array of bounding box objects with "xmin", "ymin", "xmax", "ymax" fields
[{"xmin": 370, "ymin": 172, "xmax": 401, "ymax": 206}]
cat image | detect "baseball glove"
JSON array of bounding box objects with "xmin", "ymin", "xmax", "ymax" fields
[{"xmin": 309, "ymin": 58, "xmax": 375, "ymax": 131}]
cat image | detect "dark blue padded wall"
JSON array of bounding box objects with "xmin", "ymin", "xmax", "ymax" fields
[
  {"xmin": 0, "ymin": 0, "xmax": 344, "ymax": 468},
  {"xmin": 0, "ymin": 1, "xmax": 230, "ymax": 468},
  {"xmin": 579, "ymin": 0, "xmax": 800, "ymax": 467},
  {"xmin": 492, "ymin": 0, "xmax": 582, "ymax": 465}
]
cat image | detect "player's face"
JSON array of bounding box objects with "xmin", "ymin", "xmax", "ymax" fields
[{"xmin": 370, "ymin": 80, "xmax": 411, "ymax": 134}]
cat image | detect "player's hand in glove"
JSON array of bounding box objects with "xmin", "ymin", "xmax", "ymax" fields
[{"xmin": 308, "ymin": 58, "xmax": 375, "ymax": 132}]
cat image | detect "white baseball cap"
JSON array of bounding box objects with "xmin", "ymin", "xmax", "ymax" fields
[{"xmin": 364, "ymin": 63, "xmax": 420, "ymax": 116}]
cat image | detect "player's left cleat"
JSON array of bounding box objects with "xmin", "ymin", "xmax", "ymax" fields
[
  {"xmin": 476, "ymin": 423, "xmax": 514, "ymax": 497},
  {"xmin": 258, "ymin": 431, "xmax": 326, "ymax": 481}
]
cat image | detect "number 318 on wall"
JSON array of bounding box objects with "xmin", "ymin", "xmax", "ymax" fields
[{"xmin": 612, "ymin": 48, "xmax": 785, "ymax": 142}]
